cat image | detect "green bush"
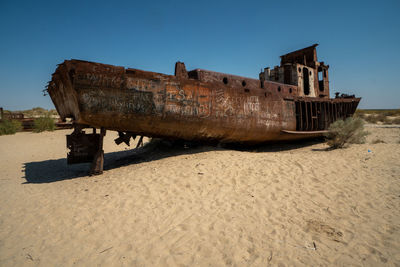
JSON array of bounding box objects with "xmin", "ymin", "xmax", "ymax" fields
[
  {"xmin": 324, "ymin": 117, "xmax": 369, "ymax": 149},
  {"xmin": 0, "ymin": 120, "xmax": 23, "ymax": 135},
  {"xmin": 33, "ymin": 116, "xmax": 55, "ymax": 132}
]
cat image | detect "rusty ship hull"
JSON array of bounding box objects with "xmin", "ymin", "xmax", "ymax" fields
[
  {"xmin": 48, "ymin": 64, "xmax": 359, "ymax": 143},
  {"xmin": 47, "ymin": 44, "xmax": 360, "ymax": 174}
]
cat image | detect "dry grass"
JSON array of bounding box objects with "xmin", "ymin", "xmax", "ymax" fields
[
  {"xmin": 3, "ymin": 107, "xmax": 58, "ymax": 118},
  {"xmin": 371, "ymin": 138, "xmax": 385, "ymax": 144},
  {"xmin": 0, "ymin": 120, "xmax": 22, "ymax": 135},
  {"xmin": 325, "ymin": 117, "xmax": 369, "ymax": 149},
  {"xmin": 33, "ymin": 116, "xmax": 56, "ymax": 132},
  {"xmin": 355, "ymin": 109, "xmax": 400, "ymax": 124},
  {"xmin": 355, "ymin": 109, "xmax": 400, "ymax": 116}
]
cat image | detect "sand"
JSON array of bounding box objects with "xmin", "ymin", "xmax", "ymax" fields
[{"xmin": 0, "ymin": 126, "xmax": 399, "ymax": 266}]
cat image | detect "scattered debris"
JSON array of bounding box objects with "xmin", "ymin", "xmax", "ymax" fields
[
  {"xmin": 99, "ymin": 247, "xmax": 113, "ymax": 254},
  {"xmin": 26, "ymin": 254, "xmax": 34, "ymax": 261},
  {"xmin": 306, "ymin": 219, "xmax": 343, "ymax": 242},
  {"xmin": 268, "ymin": 251, "xmax": 273, "ymax": 262}
]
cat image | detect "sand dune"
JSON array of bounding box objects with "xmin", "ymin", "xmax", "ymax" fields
[{"xmin": 0, "ymin": 126, "xmax": 399, "ymax": 266}]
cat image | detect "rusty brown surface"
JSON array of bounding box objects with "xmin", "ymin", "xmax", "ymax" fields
[
  {"xmin": 280, "ymin": 44, "xmax": 319, "ymax": 68},
  {"xmin": 47, "ymin": 46, "xmax": 360, "ymax": 146},
  {"xmin": 263, "ymin": 44, "xmax": 331, "ymax": 99},
  {"xmin": 67, "ymin": 128, "xmax": 101, "ymax": 164}
]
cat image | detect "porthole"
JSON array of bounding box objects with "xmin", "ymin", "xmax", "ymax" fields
[
  {"xmin": 298, "ymin": 67, "xmax": 301, "ymax": 72},
  {"xmin": 244, "ymin": 88, "xmax": 250, "ymax": 93},
  {"xmin": 223, "ymin": 77, "xmax": 228, "ymax": 84},
  {"xmin": 289, "ymin": 88, "xmax": 293, "ymax": 93},
  {"xmin": 277, "ymin": 86, "xmax": 281, "ymax": 92},
  {"xmin": 242, "ymin": 80, "xmax": 246, "ymax": 87},
  {"xmin": 309, "ymin": 71, "xmax": 312, "ymax": 76}
]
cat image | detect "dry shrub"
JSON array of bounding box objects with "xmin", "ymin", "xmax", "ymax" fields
[
  {"xmin": 33, "ymin": 116, "xmax": 55, "ymax": 132},
  {"xmin": 376, "ymin": 117, "xmax": 400, "ymax": 125},
  {"xmin": 375, "ymin": 113, "xmax": 387, "ymax": 122},
  {"xmin": 324, "ymin": 117, "xmax": 369, "ymax": 149},
  {"xmin": 354, "ymin": 112, "xmax": 366, "ymax": 120},
  {"xmin": 382, "ymin": 109, "xmax": 400, "ymax": 117},
  {"xmin": 364, "ymin": 114, "xmax": 388, "ymax": 124},
  {"xmin": 49, "ymin": 109, "xmax": 58, "ymax": 116},
  {"xmin": 383, "ymin": 118, "xmax": 393, "ymax": 124},
  {"xmin": 391, "ymin": 117, "xmax": 400, "ymax": 125},
  {"xmin": 362, "ymin": 111, "xmax": 400, "ymax": 124},
  {"xmin": 364, "ymin": 115, "xmax": 379, "ymax": 124},
  {"xmin": 22, "ymin": 107, "xmax": 48, "ymax": 117},
  {"xmin": 0, "ymin": 120, "xmax": 22, "ymax": 135},
  {"xmin": 371, "ymin": 138, "xmax": 385, "ymax": 144}
]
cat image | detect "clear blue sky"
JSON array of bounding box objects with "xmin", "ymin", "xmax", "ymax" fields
[{"xmin": 0, "ymin": 0, "xmax": 399, "ymax": 110}]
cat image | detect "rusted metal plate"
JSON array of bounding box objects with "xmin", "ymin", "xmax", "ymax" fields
[
  {"xmin": 281, "ymin": 130, "xmax": 328, "ymax": 134},
  {"xmin": 67, "ymin": 131, "xmax": 101, "ymax": 164}
]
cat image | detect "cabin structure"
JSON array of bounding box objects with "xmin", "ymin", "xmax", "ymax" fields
[{"xmin": 260, "ymin": 44, "xmax": 330, "ymax": 98}]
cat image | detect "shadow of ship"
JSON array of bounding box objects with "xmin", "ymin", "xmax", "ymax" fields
[{"xmin": 23, "ymin": 138, "xmax": 323, "ymax": 184}]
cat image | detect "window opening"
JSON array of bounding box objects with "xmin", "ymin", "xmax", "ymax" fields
[{"xmin": 303, "ymin": 67, "xmax": 310, "ymax": 95}]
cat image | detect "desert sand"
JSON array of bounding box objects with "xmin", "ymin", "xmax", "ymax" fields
[{"xmin": 0, "ymin": 126, "xmax": 399, "ymax": 266}]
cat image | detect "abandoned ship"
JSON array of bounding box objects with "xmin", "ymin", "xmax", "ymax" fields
[{"xmin": 47, "ymin": 44, "xmax": 360, "ymax": 174}]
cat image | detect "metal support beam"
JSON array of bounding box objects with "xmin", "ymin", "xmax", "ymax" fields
[{"xmin": 89, "ymin": 127, "xmax": 106, "ymax": 176}]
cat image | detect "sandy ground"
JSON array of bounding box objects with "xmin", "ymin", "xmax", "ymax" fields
[{"xmin": 0, "ymin": 126, "xmax": 399, "ymax": 266}]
